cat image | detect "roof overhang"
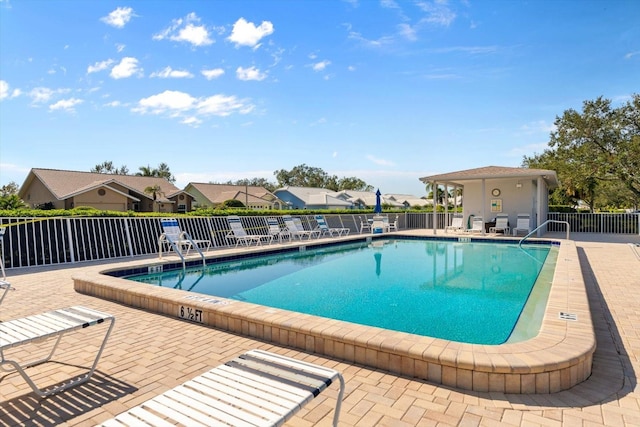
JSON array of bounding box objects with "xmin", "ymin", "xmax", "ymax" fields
[{"xmin": 420, "ymin": 166, "xmax": 559, "ymax": 189}]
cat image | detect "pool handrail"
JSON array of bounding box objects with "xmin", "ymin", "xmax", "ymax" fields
[{"xmin": 519, "ymin": 219, "xmax": 570, "ymax": 248}]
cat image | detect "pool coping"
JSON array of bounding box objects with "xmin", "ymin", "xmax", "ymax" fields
[{"xmin": 73, "ymin": 232, "xmax": 595, "ymax": 394}]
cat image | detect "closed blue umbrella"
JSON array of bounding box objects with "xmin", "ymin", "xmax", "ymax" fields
[{"xmin": 374, "ymin": 189, "xmax": 382, "ymax": 214}]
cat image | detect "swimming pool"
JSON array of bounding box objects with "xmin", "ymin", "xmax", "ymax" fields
[
  {"xmin": 75, "ymin": 232, "xmax": 594, "ymax": 393},
  {"xmin": 126, "ymin": 239, "xmax": 552, "ymax": 345}
]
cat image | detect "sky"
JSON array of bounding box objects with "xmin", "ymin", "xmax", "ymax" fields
[{"xmin": 1, "ymin": 0, "xmax": 638, "ymax": 197}]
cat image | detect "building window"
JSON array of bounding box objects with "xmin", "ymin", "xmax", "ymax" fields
[
  {"xmin": 178, "ymin": 204, "xmax": 186, "ymax": 213},
  {"xmin": 98, "ymin": 189, "xmax": 106, "ymax": 196}
]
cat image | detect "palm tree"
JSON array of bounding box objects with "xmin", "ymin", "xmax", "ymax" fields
[{"xmin": 144, "ymin": 185, "xmax": 164, "ymax": 212}]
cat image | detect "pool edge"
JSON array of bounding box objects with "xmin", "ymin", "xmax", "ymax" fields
[{"xmin": 73, "ymin": 236, "xmax": 594, "ymax": 394}]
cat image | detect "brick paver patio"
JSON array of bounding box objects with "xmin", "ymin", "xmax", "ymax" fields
[{"xmin": 1, "ymin": 234, "xmax": 639, "ymax": 426}]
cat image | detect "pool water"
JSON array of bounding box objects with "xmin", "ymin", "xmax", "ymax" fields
[{"xmin": 128, "ymin": 239, "xmax": 552, "ymax": 344}]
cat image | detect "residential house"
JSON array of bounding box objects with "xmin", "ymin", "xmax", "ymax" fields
[
  {"xmin": 18, "ymin": 168, "xmax": 193, "ymax": 213},
  {"xmin": 273, "ymin": 186, "xmax": 353, "ymax": 210},
  {"xmin": 335, "ymin": 190, "xmax": 404, "ymax": 209},
  {"xmin": 184, "ymin": 183, "xmax": 284, "ymax": 210}
]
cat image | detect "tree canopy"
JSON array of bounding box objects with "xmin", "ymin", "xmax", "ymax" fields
[
  {"xmin": 90, "ymin": 161, "xmax": 129, "ymax": 175},
  {"xmin": 274, "ymin": 164, "xmax": 373, "ymax": 192},
  {"xmin": 523, "ymin": 94, "xmax": 640, "ymax": 210}
]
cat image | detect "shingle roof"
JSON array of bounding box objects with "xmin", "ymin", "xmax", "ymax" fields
[
  {"xmin": 186, "ymin": 183, "xmax": 277, "ymax": 204},
  {"xmin": 419, "ymin": 166, "xmax": 558, "ymax": 188},
  {"xmin": 21, "ymin": 168, "xmax": 181, "ymax": 202}
]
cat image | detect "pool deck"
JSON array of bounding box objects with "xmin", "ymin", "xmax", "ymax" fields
[{"xmin": 1, "ymin": 231, "xmax": 639, "ymax": 426}]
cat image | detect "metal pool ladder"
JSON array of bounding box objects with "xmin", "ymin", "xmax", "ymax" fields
[{"xmin": 518, "ymin": 219, "xmax": 570, "ymax": 248}]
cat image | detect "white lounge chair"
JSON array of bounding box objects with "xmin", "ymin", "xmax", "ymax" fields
[
  {"xmin": 466, "ymin": 216, "xmax": 484, "ymax": 234},
  {"xmin": 0, "ymin": 227, "xmax": 11, "ymax": 307},
  {"xmin": 97, "ymin": 349, "xmax": 345, "ymax": 427},
  {"xmin": 226, "ymin": 216, "xmax": 272, "ymax": 247},
  {"xmin": 512, "ymin": 213, "xmax": 532, "ymax": 236},
  {"xmin": 159, "ymin": 218, "xmax": 211, "ymax": 256},
  {"xmin": 445, "ymin": 214, "xmax": 465, "ymax": 233},
  {"xmin": 283, "ymin": 215, "xmax": 320, "ymax": 240},
  {"xmin": 489, "ymin": 214, "xmax": 510, "ymax": 234},
  {"xmin": 266, "ymin": 217, "xmax": 291, "ymax": 243},
  {"xmin": 0, "ymin": 306, "xmax": 114, "ymax": 397},
  {"xmin": 314, "ymin": 215, "xmax": 350, "ymax": 237}
]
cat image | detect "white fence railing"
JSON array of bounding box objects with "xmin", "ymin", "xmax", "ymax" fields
[{"xmin": 1, "ymin": 212, "xmax": 637, "ymax": 270}]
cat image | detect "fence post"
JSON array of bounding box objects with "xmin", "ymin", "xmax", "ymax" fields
[
  {"xmin": 65, "ymin": 218, "xmax": 76, "ymax": 264},
  {"xmin": 124, "ymin": 218, "xmax": 135, "ymax": 257}
]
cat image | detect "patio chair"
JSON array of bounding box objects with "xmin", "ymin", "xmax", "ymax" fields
[
  {"xmin": 466, "ymin": 216, "xmax": 484, "ymax": 234},
  {"xmin": 0, "ymin": 227, "xmax": 11, "ymax": 307},
  {"xmin": 314, "ymin": 215, "xmax": 350, "ymax": 237},
  {"xmin": 445, "ymin": 214, "xmax": 465, "ymax": 233},
  {"xmin": 226, "ymin": 216, "xmax": 272, "ymax": 247},
  {"xmin": 283, "ymin": 215, "xmax": 321, "ymax": 240},
  {"xmin": 359, "ymin": 215, "xmax": 372, "ymax": 233},
  {"xmin": 388, "ymin": 215, "xmax": 399, "ymax": 231},
  {"xmin": 489, "ymin": 214, "xmax": 510, "ymax": 234},
  {"xmin": 512, "ymin": 213, "xmax": 532, "ymax": 236},
  {"xmin": 97, "ymin": 349, "xmax": 345, "ymax": 427},
  {"xmin": 0, "ymin": 306, "xmax": 114, "ymax": 397},
  {"xmin": 266, "ymin": 217, "xmax": 291, "ymax": 243},
  {"xmin": 158, "ymin": 218, "xmax": 211, "ymax": 256}
]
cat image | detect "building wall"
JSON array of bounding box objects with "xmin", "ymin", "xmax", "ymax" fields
[
  {"xmin": 73, "ymin": 189, "xmax": 128, "ymax": 211},
  {"xmin": 461, "ymin": 178, "xmax": 539, "ymax": 230},
  {"xmin": 21, "ymin": 179, "xmax": 63, "ymax": 209}
]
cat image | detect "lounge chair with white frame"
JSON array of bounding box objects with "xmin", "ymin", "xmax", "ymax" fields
[
  {"xmin": 0, "ymin": 227, "xmax": 12, "ymax": 307},
  {"xmin": 314, "ymin": 215, "xmax": 350, "ymax": 237},
  {"xmin": 0, "ymin": 306, "xmax": 114, "ymax": 397},
  {"xmin": 266, "ymin": 216, "xmax": 291, "ymax": 243},
  {"xmin": 97, "ymin": 349, "xmax": 345, "ymax": 427},
  {"xmin": 388, "ymin": 215, "xmax": 399, "ymax": 231},
  {"xmin": 283, "ymin": 215, "xmax": 320, "ymax": 240},
  {"xmin": 466, "ymin": 216, "xmax": 484, "ymax": 234},
  {"xmin": 489, "ymin": 213, "xmax": 510, "ymax": 235},
  {"xmin": 226, "ymin": 215, "xmax": 272, "ymax": 247},
  {"xmin": 512, "ymin": 213, "xmax": 532, "ymax": 236},
  {"xmin": 159, "ymin": 218, "xmax": 211, "ymax": 256},
  {"xmin": 445, "ymin": 214, "xmax": 465, "ymax": 233}
]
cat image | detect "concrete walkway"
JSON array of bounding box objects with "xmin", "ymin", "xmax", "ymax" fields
[{"xmin": 1, "ymin": 235, "xmax": 639, "ymax": 426}]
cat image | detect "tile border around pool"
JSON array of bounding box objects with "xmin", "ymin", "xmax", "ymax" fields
[{"xmin": 72, "ymin": 234, "xmax": 594, "ymax": 394}]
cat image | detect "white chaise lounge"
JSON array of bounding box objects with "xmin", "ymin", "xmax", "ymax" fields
[
  {"xmin": 0, "ymin": 306, "xmax": 114, "ymax": 397},
  {"xmin": 97, "ymin": 349, "xmax": 345, "ymax": 427}
]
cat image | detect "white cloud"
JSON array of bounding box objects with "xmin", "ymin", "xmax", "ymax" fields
[
  {"xmin": 519, "ymin": 120, "xmax": 556, "ymax": 134},
  {"xmin": 0, "ymin": 80, "xmax": 21, "ymax": 100},
  {"xmin": 28, "ymin": 87, "xmax": 69, "ymax": 103},
  {"xmin": 202, "ymin": 68, "xmax": 225, "ymax": 80},
  {"xmin": 312, "ymin": 60, "xmax": 331, "ymax": 72},
  {"xmin": 624, "ymin": 51, "xmax": 639, "ymax": 59},
  {"xmin": 104, "ymin": 100, "xmax": 122, "ymax": 107},
  {"xmin": 348, "ymin": 65, "xmax": 356, "ymax": 71},
  {"xmin": 116, "ymin": 43, "xmax": 126, "ymax": 53},
  {"xmin": 49, "ymin": 98, "xmax": 83, "ymax": 112},
  {"xmin": 398, "ymin": 23, "xmax": 417, "ymax": 41},
  {"xmin": 133, "ymin": 90, "xmax": 254, "ymax": 122},
  {"xmin": 196, "ymin": 94, "xmax": 254, "ymax": 116},
  {"xmin": 181, "ymin": 116, "xmax": 202, "ymax": 126},
  {"xmin": 236, "ymin": 66, "xmax": 267, "ymax": 81},
  {"xmin": 110, "ymin": 57, "xmax": 142, "ymax": 79},
  {"xmin": 153, "ymin": 13, "xmax": 213, "ymax": 47},
  {"xmin": 227, "ymin": 17, "xmax": 274, "ymax": 48},
  {"xmin": 366, "ymin": 154, "xmax": 396, "ymax": 166},
  {"xmin": 417, "ymin": 0, "xmax": 457, "ymax": 27},
  {"xmin": 100, "ymin": 7, "xmax": 135, "ymax": 28},
  {"xmin": 87, "ymin": 59, "xmax": 114, "ymax": 74},
  {"xmin": 150, "ymin": 66, "xmax": 194, "ymax": 79}
]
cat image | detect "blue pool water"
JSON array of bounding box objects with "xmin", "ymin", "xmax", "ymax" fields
[{"xmin": 127, "ymin": 239, "xmax": 552, "ymax": 344}]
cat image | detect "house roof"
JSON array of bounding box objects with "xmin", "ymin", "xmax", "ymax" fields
[
  {"xmin": 19, "ymin": 168, "xmax": 181, "ymax": 203},
  {"xmin": 419, "ymin": 166, "xmax": 559, "ymax": 189},
  {"xmin": 274, "ymin": 186, "xmax": 353, "ymax": 207},
  {"xmin": 186, "ymin": 183, "xmax": 279, "ymax": 204},
  {"xmin": 336, "ymin": 190, "xmax": 404, "ymax": 207}
]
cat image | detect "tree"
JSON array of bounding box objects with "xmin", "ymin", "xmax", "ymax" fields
[
  {"xmin": 90, "ymin": 161, "xmax": 129, "ymax": 175},
  {"xmin": 274, "ymin": 164, "xmax": 372, "ymax": 192},
  {"xmin": 136, "ymin": 163, "xmax": 176, "ymax": 183},
  {"xmin": 222, "ymin": 178, "xmax": 277, "ymax": 193},
  {"xmin": 144, "ymin": 185, "xmax": 164, "ymax": 212},
  {"xmin": 523, "ymin": 94, "xmax": 640, "ymax": 210},
  {"xmin": 0, "ymin": 182, "xmax": 27, "ymax": 209}
]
